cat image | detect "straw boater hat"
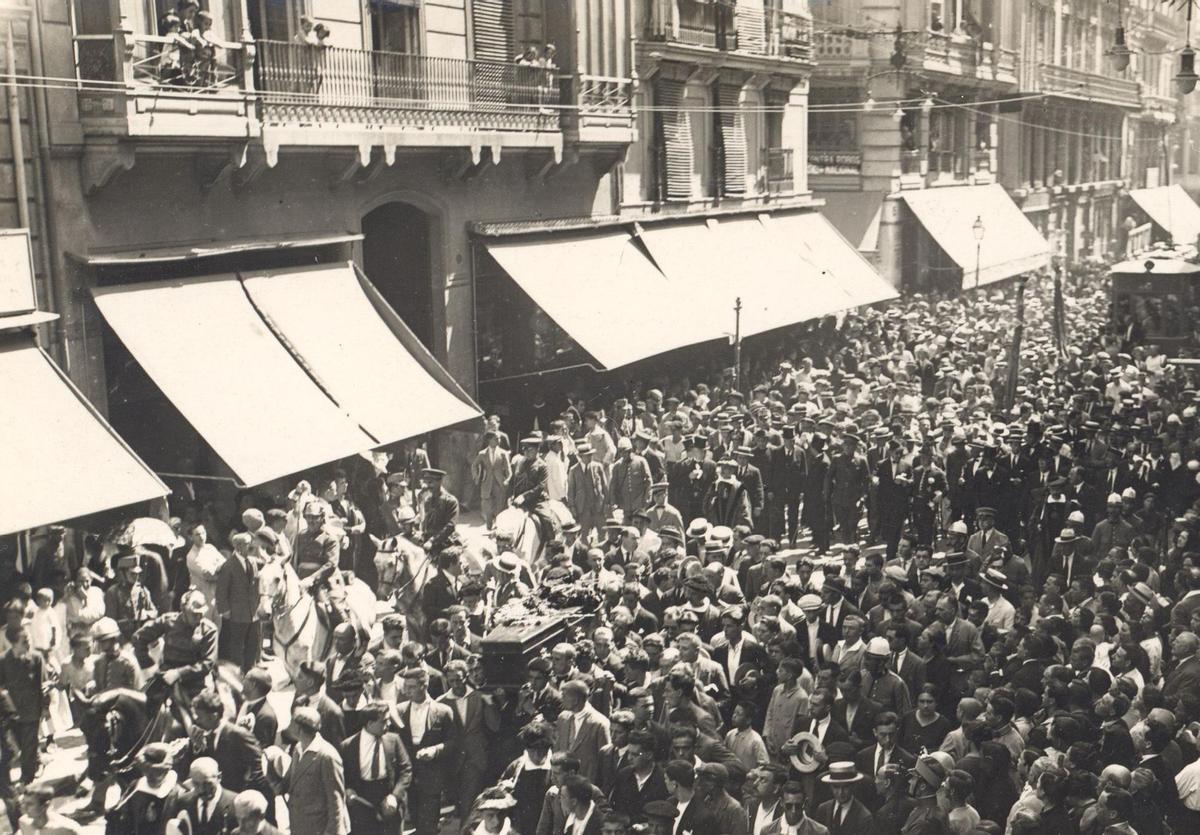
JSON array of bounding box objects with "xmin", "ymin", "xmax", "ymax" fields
[
  {"xmin": 980, "ymin": 568, "xmax": 1009, "ymax": 592},
  {"xmin": 819, "ymin": 762, "xmax": 862, "ymax": 784}
]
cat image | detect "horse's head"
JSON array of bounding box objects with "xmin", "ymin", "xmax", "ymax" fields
[
  {"xmin": 373, "ymin": 542, "xmax": 400, "ymax": 598},
  {"xmin": 256, "ymin": 558, "xmax": 289, "ymax": 620}
]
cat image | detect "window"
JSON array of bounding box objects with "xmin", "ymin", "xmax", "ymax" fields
[
  {"xmin": 372, "ymin": 3, "xmax": 421, "ymax": 53},
  {"xmin": 808, "ymin": 109, "xmax": 856, "ymax": 150},
  {"xmin": 247, "ymin": 0, "xmax": 301, "ymax": 42}
]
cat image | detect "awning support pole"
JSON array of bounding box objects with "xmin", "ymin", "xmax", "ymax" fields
[{"xmin": 733, "ymin": 296, "xmax": 743, "ymax": 392}]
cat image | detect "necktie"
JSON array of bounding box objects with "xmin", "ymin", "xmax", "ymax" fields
[
  {"xmin": 371, "ymin": 734, "xmax": 384, "ymax": 780},
  {"xmin": 838, "ymin": 804, "xmax": 848, "ymax": 826},
  {"xmin": 892, "ymin": 652, "xmax": 900, "ymax": 670},
  {"xmin": 199, "ymin": 798, "xmax": 209, "ymax": 823}
]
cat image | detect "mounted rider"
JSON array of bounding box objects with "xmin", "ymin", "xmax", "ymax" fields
[
  {"xmin": 419, "ymin": 468, "xmax": 460, "ymax": 555},
  {"xmin": 509, "ymin": 435, "xmax": 559, "ymax": 546},
  {"xmin": 131, "ymin": 588, "xmax": 218, "ymax": 701}
]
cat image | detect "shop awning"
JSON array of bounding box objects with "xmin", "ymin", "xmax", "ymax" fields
[
  {"xmin": 0, "ymin": 337, "xmax": 167, "ymax": 535},
  {"xmin": 93, "ymin": 275, "xmax": 379, "ymax": 487},
  {"xmin": 900, "ymin": 184, "xmax": 1050, "ymax": 289},
  {"xmin": 240, "ymin": 264, "xmax": 480, "ymax": 445},
  {"xmin": 638, "ymin": 211, "xmax": 896, "ymax": 332},
  {"xmin": 72, "ymin": 232, "xmax": 363, "ymax": 266},
  {"xmin": 813, "ymin": 191, "xmax": 888, "ymax": 251},
  {"xmin": 761, "ymin": 210, "xmax": 898, "ymax": 309},
  {"xmin": 483, "ymin": 210, "xmax": 896, "ymax": 370},
  {"xmin": 1129, "ymin": 184, "xmax": 1200, "ymax": 246},
  {"xmin": 484, "ymin": 229, "xmax": 727, "ymax": 369}
]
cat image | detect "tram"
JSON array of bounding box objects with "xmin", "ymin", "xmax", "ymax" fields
[{"xmin": 1110, "ymin": 251, "xmax": 1200, "ymax": 354}]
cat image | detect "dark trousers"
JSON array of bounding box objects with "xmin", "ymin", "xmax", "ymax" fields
[
  {"xmin": 410, "ymin": 786, "xmax": 442, "ymax": 835},
  {"xmin": 784, "ymin": 494, "xmax": 802, "ymax": 545},
  {"xmin": 349, "ymin": 777, "xmax": 401, "ymax": 835},
  {"xmin": 834, "ymin": 503, "xmax": 860, "ymax": 543},
  {"xmin": 219, "ymin": 619, "xmax": 261, "ymax": 671},
  {"xmin": 455, "ymin": 757, "xmax": 487, "ymax": 819},
  {"xmin": 12, "ymin": 721, "xmax": 38, "ymax": 782}
]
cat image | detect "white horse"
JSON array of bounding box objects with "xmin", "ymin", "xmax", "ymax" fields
[
  {"xmin": 256, "ymin": 559, "xmax": 378, "ymax": 681},
  {"xmin": 493, "ymin": 499, "xmax": 575, "ymax": 567}
]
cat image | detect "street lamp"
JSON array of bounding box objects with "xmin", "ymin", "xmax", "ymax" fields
[
  {"xmin": 1179, "ymin": 45, "xmax": 1198, "ymax": 95},
  {"xmin": 971, "ymin": 215, "xmax": 985, "ymax": 292},
  {"xmin": 1180, "ymin": 1, "xmax": 1198, "ymax": 95},
  {"xmin": 1109, "ymin": 26, "xmax": 1131, "ymax": 73}
]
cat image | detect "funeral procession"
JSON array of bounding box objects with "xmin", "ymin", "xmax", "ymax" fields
[{"xmin": 12, "ymin": 0, "xmax": 1200, "ymax": 834}]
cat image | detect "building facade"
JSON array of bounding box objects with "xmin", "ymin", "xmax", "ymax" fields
[{"xmin": 24, "ymin": 0, "xmax": 637, "ymax": 494}]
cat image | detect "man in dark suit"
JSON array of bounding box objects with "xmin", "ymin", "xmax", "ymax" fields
[
  {"xmin": 290, "ymin": 661, "xmax": 346, "ymax": 744},
  {"xmin": 216, "ymin": 532, "xmax": 261, "ymax": 671},
  {"xmin": 745, "ymin": 764, "xmax": 786, "ymax": 835},
  {"xmin": 561, "ymin": 775, "xmax": 605, "ymax": 835},
  {"xmin": 1165, "ymin": 632, "xmax": 1200, "ymax": 703},
  {"xmin": 852, "ymin": 712, "xmax": 915, "ymax": 811},
  {"xmin": 0, "ymin": 627, "xmax": 43, "ymax": 782},
  {"xmin": 397, "ymin": 667, "xmax": 457, "ymax": 835},
  {"xmin": 884, "ymin": 623, "xmax": 926, "ymax": 698},
  {"xmin": 664, "ymin": 759, "xmax": 719, "ymax": 835},
  {"xmin": 832, "ymin": 671, "xmax": 881, "ymax": 750},
  {"xmin": 608, "ymin": 730, "xmax": 669, "ymax": 822},
  {"xmin": 236, "ymin": 667, "xmax": 279, "ymax": 750},
  {"xmin": 325, "ymin": 623, "xmax": 374, "ymax": 710},
  {"xmin": 340, "ymin": 701, "xmax": 412, "ymax": 835},
  {"xmin": 166, "ymin": 756, "xmax": 236, "ymax": 835},
  {"xmin": 814, "ymin": 763, "xmax": 875, "ymax": 835},
  {"xmin": 440, "ymin": 660, "xmax": 499, "ymax": 819},
  {"xmin": 734, "ymin": 446, "xmax": 767, "ymax": 529},
  {"xmin": 188, "ymin": 690, "xmax": 274, "ymax": 803}
]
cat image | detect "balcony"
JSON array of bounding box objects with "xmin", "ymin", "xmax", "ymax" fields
[
  {"xmin": 920, "ymin": 31, "xmax": 1017, "ymax": 85},
  {"xmin": 644, "ymin": 0, "xmax": 813, "ymax": 69},
  {"xmin": 74, "ymin": 30, "xmax": 256, "ymax": 140},
  {"xmin": 767, "ymin": 147, "xmax": 794, "ymax": 193},
  {"xmin": 254, "ymin": 41, "xmax": 564, "ymax": 162},
  {"xmin": 560, "ymin": 75, "xmax": 637, "ymax": 145},
  {"xmin": 1036, "ymin": 63, "xmax": 1141, "ymax": 109},
  {"xmin": 1141, "ymin": 92, "xmax": 1178, "ymax": 125}
]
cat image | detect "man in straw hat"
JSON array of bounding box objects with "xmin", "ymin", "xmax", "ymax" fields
[{"xmin": 813, "ymin": 762, "xmax": 873, "ymax": 835}]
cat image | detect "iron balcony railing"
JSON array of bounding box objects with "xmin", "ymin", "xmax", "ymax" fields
[
  {"xmin": 75, "ymin": 31, "xmax": 250, "ymax": 92},
  {"xmin": 254, "ymin": 40, "xmax": 560, "ymax": 132},
  {"xmin": 646, "ymin": 0, "xmax": 812, "ymax": 58}
]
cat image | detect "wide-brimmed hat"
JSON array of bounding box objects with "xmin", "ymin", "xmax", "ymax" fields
[
  {"xmin": 788, "ymin": 731, "xmax": 822, "ymax": 773},
  {"xmin": 1055, "ymin": 528, "xmax": 1078, "ymax": 544},
  {"xmin": 477, "ymin": 793, "xmax": 518, "ymax": 812},
  {"xmin": 980, "ymin": 568, "xmax": 1009, "ymax": 591},
  {"xmin": 91, "ymin": 617, "xmax": 120, "ymax": 642},
  {"xmin": 819, "ymin": 761, "xmax": 862, "ymax": 784},
  {"xmin": 137, "ymin": 742, "xmax": 175, "ymax": 772}
]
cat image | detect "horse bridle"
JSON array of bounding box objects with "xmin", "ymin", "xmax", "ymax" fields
[{"xmin": 262, "ymin": 568, "xmax": 313, "ymax": 652}]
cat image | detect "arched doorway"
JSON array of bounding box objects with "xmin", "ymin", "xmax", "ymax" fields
[{"xmin": 361, "ymin": 202, "xmax": 435, "ymax": 352}]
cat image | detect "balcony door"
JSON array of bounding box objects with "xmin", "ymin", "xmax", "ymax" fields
[
  {"xmin": 372, "ymin": 1, "xmax": 421, "ymax": 54},
  {"xmin": 362, "ymin": 202, "xmax": 435, "ymax": 352},
  {"xmin": 247, "ymin": 0, "xmax": 300, "ymax": 41}
]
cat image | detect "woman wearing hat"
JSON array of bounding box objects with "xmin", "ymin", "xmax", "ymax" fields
[{"xmin": 467, "ymin": 788, "xmax": 520, "ymax": 835}]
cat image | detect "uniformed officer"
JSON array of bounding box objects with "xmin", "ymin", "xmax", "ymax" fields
[
  {"xmin": 829, "ymin": 432, "xmax": 870, "ymax": 544},
  {"xmin": 104, "ymin": 554, "xmax": 158, "ymax": 641},
  {"xmin": 132, "ymin": 588, "xmax": 218, "ymax": 698},
  {"xmin": 419, "ymin": 468, "xmax": 460, "ymax": 554}
]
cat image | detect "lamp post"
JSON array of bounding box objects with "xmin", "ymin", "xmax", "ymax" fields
[
  {"xmin": 971, "ymin": 215, "xmax": 985, "ymax": 292},
  {"xmin": 1180, "ymin": 0, "xmax": 1198, "ymax": 95}
]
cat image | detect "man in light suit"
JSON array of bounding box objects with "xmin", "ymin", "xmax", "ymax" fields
[
  {"xmin": 964, "ymin": 507, "xmax": 1011, "ymax": 570},
  {"xmin": 554, "ymin": 679, "xmax": 611, "ymax": 784},
  {"xmin": 339, "ymin": 701, "xmax": 412, "ymax": 835},
  {"xmin": 281, "ymin": 706, "xmax": 349, "ymax": 835},
  {"xmin": 473, "ymin": 430, "xmax": 512, "ymax": 529},
  {"xmin": 397, "ymin": 667, "xmax": 457, "ymax": 835},
  {"xmin": 932, "ymin": 595, "xmax": 984, "ymax": 700},
  {"xmin": 440, "ymin": 660, "xmax": 499, "ymax": 819}
]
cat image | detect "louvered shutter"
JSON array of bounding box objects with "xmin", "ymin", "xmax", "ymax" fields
[
  {"xmin": 657, "ymin": 78, "xmax": 693, "ymax": 202},
  {"xmin": 718, "ymin": 83, "xmax": 747, "ymax": 196},
  {"xmin": 735, "ymin": 0, "xmax": 766, "ymax": 55},
  {"xmin": 472, "ymin": 0, "xmax": 514, "ymax": 106}
]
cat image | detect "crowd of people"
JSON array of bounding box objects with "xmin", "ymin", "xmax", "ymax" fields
[{"xmin": 5, "ymin": 262, "xmax": 1200, "ymax": 835}]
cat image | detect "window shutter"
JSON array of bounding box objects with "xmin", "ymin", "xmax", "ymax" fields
[
  {"xmin": 657, "ymin": 78, "xmax": 693, "ymax": 202},
  {"xmin": 718, "ymin": 83, "xmax": 747, "ymax": 196},
  {"xmin": 472, "ymin": 0, "xmax": 514, "ymax": 63},
  {"xmin": 735, "ymin": 0, "xmax": 766, "ymax": 55}
]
